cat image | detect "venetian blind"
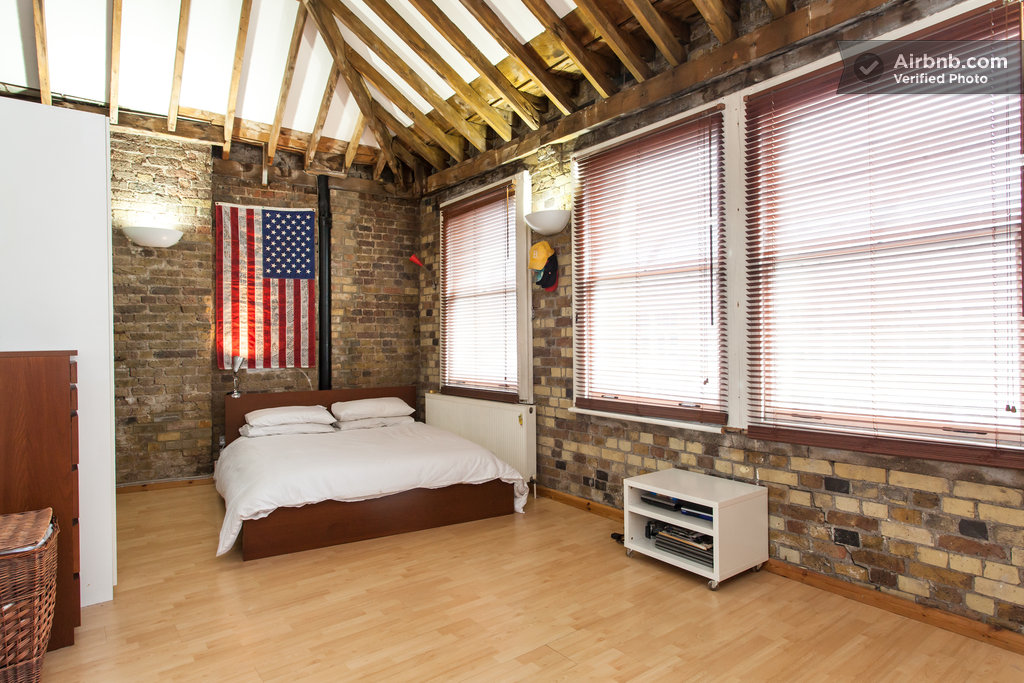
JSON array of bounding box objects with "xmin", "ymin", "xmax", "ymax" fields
[
  {"xmin": 573, "ymin": 110, "xmax": 727, "ymax": 423},
  {"xmin": 440, "ymin": 182, "xmax": 518, "ymax": 402},
  {"xmin": 745, "ymin": 5, "xmax": 1024, "ymax": 462}
]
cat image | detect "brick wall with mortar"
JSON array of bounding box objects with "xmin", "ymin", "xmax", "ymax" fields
[
  {"xmin": 419, "ymin": 0, "xmax": 1024, "ymax": 633},
  {"xmin": 112, "ymin": 135, "xmax": 418, "ymax": 484},
  {"xmin": 111, "ymin": 131, "xmax": 214, "ymax": 483}
]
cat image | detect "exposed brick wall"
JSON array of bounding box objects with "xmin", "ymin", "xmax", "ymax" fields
[
  {"xmin": 111, "ymin": 132, "xmax": 214, "ymax": 483},
  {"xmin": 112, "ymin": 136, "xmax": 418, "ymax": 483},
  {"xmin": 418, "ymin": 0, "xmax": 1024, "ymax": 634}
]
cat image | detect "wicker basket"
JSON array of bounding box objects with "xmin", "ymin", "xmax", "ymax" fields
[{"xmin": 0, "ymin": 509, "xmax": 58, "ymax": 683}]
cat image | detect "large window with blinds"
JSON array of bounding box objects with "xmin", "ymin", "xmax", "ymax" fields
[
  {"xmin": 440, "ymin": 182, "xmax": 519, "ymax": 402},
  {"xmin": 745, "ymin": 6, "xmax": 1023, "ymax": 462},
  {"xmin": 573, "ymin": 111, "xmax": 727, "ymax": 423}
]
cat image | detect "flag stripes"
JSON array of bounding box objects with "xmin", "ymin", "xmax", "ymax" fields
[{"xmin": 215, "ymin": 202, "xmax": 316, "ymax": 369}]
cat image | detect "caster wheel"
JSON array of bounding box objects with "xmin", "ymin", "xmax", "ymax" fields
[
  {"xmin": 753, "ymin": 562, "xmax": 764, "ymax": 573},
  {"xmin": 626, "ymin": 549, "xmax": 633, "ymax": 558},
  {"xmin": 708, "ymin": 580, "xmax": 719, "ymax": 591}
]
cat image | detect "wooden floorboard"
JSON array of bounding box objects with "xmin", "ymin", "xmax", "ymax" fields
[{"xmin": 42, "ymin": 486, "xmax": 1024, "ymax": 681}]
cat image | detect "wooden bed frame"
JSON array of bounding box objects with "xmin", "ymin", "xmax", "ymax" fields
[{"xmin": 223, "ymin": 386, "xmax": 515, "ymax": 560}]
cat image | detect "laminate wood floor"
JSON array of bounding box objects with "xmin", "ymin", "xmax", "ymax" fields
[{"xmin": 42, "ymin": 486, "xmax": 1024, "ymax": 681}]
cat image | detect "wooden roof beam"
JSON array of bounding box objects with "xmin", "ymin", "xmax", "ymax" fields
[
  {"xmin": 167, "ymin": 0, "xmax": 191, "ymax": 132},
  {"xmin": 374, "ymin": 103, "xmax": 446, "ymax": 171},
  {"xmin": 344, "ymin": 113, "xmax": 366, "ymax": 172},
  {"xmin": 622, "ymin": 0, "xmax": 686, "ymax": 67},
  {"xmin": 763, "ymin": 0, "xmax": 792, "ymax": 19},
  {"xmin": 345, "ymin": 47, "xmax": 463, "ymax": 162},
  {"xmin": 573, "ymin": 0, "xmax": 652, "ymax": 82},
  {"xmin": 304, "ymin": 0, "xmax": 398, "ymax": 175},
  {"xmin": 306, "ymin": 65, "xmax": 340, "ymax": 169},
  {"xmin": 359, "ymin": 0, "xmax": 512, "ymax": 141},
  {"xmin": 404, "ymin": 0, "xmax": 540, "ymax": 130},
  {"xmin": 692, "ymin": 0, "xmax": 736, "ymax": 44},
  {"xmin": 520, "ymin": 0, "xmax": 616, "ymax": 99},
  {"xmin": 109, "ymin": 0, "xmax": 122, "ymax": 122},
  {"xmin": 223, "ymin": 0, "xmax": 253, "ymax": 159},
  {"xmin": 426, "ymin": 0, "xmax": 892, "ymax": 194},
  {"xmin": 32, "ymin": 0, "xmax": 50, "ymax": 105},
  {"xmin": 268, "ymin": 4, "xmax": 308, "ymax": 164},
  {"xmin": 322, "ymin": 0, "xmax": 485, "ymax": 152},
  {"xmin": 459, "ymin": 0, "xmax": 574, "ymax": 116}
]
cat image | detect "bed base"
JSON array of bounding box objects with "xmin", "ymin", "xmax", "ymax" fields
[
  {"xmin": 241, "ymin": 480, "xmax": 513, "ymax": 560},
  {"xmin": 223, "ymin": 386, "xmax": 516, "ymax": 561}
]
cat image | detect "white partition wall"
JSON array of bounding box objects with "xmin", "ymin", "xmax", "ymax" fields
[{"xmin": 0, "ymin": 97, "xmax": 116, "ymax": 606}]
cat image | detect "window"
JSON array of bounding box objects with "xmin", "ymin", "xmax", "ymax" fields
[
  {"xmin": 745, "ymin": 6, "xmax": 1024, "ymax": 462},
  {"xmin": 573, "ymin": 111, "xmax": 727, "ymax": 423},
  {"xmin": 440, "ymin": 182, "xmax": 521, "ymax": 402}
]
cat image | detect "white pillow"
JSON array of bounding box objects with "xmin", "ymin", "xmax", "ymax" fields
[
  {"xmin": 334, "ymin": 416, "xmax": 414, "ymax": 431},
  {"xmin": 331, "ymin": 397, "xmax": 415, "ymax": 422},
  {"xmin": 244, "ymin": 404, "xmax": 336, "ymax": 427},
  {"xmin": 239, "ymin": 423, "xmax": 336, "ymax": 437}
]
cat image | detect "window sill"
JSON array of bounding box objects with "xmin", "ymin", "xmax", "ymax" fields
[{"xmin": 569, "ymin": 406, "xmax": 725, "ymax": 434}]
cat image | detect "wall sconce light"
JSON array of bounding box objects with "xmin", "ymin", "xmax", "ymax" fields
[
  {"xmin": 231, "ymin": 355, "xmax": 245, "ymax": 398},
  {"xmin": 525, "ymin": 209, "xmax": 570, "ymax": 236},
  {"xmin": 121, "ymin": 225, "xmax": 184, "ymax": 248}
]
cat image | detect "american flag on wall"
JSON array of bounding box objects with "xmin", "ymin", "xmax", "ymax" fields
[{"xmin": 215, "ymin": 203, "xmax": 316, "ymax": 369}]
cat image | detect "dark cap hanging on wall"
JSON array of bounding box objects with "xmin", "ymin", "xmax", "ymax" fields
[{"xmin": 536, "ymin": 253, "xmax": 558, "ymax": 291}]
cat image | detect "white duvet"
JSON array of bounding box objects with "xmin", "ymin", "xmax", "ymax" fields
[{"xmin": 214, "ymin": 421, "xmax": 529, "ymax": 555}]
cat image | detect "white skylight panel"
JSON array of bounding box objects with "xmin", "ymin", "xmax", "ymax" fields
[
  {"xmin": 179, "ymin": 0, "xmax": 243, "ymax": 116},
  {"xmin": 0, "ymin": 0, "xmax": 37, "ymax": 90},
  {"xmin": 118, "ymin": 0, "xmax": 179, "ymax": 116},
  {"xmin": 236, "ymin": 0, "xmax": 299, "ymax": 125}
]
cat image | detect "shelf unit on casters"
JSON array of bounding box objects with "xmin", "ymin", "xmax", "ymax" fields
[{"xmin": 623, "ymin": 469, "xmax": 768, "ymax": 590}]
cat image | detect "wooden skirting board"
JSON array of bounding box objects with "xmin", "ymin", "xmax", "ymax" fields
[
  {"xmin": 116, "ymin": 477, "xmax": 214, "ymax": 494},
  {"xmin": 538, "ymin": 485, "xmax": 1024, "ymax": 656}
]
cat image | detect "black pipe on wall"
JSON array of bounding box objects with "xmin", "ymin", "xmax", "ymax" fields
[{"xmin": 317, "ymin": 174, "xmax": 332, "ymax": 390}]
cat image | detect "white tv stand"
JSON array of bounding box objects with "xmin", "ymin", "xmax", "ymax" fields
[{"xmin": 623, "ymin": 469, "xmax": 768, "ymax": 590}]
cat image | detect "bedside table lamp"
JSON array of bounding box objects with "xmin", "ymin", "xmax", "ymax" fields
[{"xmin": 231, "ymin": 356, "xmax": 245, "ymax": 398}]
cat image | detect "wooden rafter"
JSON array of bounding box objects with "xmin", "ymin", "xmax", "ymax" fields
[
  {"xmin": 167, "ymin": 0, "xmax": 191, "ymax": 132},
  {"xmin": 764, "ymin": 0, "xmax": 792, "ymax": 18},
  {"xmin": 304, "ymin": 0, "xmax": 399, "ymax": 175},
  {"xmin": 267, "ymin": 4, "xmax": 308, "ymax": 164},
  {"xmin": 32, "ymin": 0, "xmax": 50, "ymax": 105},
  {"xmin": 458, "ymin": 0, "xmax": 574, "ymax": 116},
  {"xmin": 426, "ymin": 0, "xmax": 892, "ymax": 193},
  {"xmin": 223, "ymin": 0, "xmax": 253, "ymax": 159},
  {"xmin": 345, "ymin": 113, "xmax": 366, "ymax": 172},
  {"xmin": 322, "ymin": 0, "xmax": 485, "ymax": 152},
  {"xmin": 520, "ymin": 0, "xmax": 616, "ymax": 99},
  {"xmin": 572, "ymin": 0, "xmax": 652, "ymax": 82},
  {"xmin": 306, "ymin": 66, "xmax": 340, "ymax": 169},
  {"xmin": 374, "ymin": 104, "xmax": 446, "ymax": 171},
  {"xmin": 359, "ymin": 0, "xmax": 512, "ymax": 141},
  {"xmin": 404, "ymin": 0, "xmax": 539, "ymax": 130},
  {"xmin": 372, "ymin": 150, "xmax": 387, "ymax": 180},
  {"xmin": 109, "ymin": 0, "xmax": 122, "ymax": 122},
  {"xmin": 621, "ymin": 0, "xmax": 686, "ymax": 67},
  {"xmin": 345, "ymin": 48, "xmax": 463, "ymax": 162},
  {"xmin": 692, "ymin": 0, "xmax": 736, "ymax": 44}
]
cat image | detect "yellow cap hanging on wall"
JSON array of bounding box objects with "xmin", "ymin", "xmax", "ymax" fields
[{"xmin": 529, "ymin": 240, "xmax": 555, "ymax": 270}]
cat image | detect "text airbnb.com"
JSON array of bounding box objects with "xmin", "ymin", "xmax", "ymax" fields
[{"xmin": 895, "ymin": 52, "xmax": 1010, "ymax": 71}]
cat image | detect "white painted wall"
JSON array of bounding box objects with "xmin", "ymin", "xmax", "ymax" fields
[{"xmin": 0, "ymin": 98, "xmax": 116, "ymax": 607}]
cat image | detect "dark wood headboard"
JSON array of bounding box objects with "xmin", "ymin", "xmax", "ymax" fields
[{"xmin": 224, "ymin": 386, "xmax": 418, "ymax": 445}]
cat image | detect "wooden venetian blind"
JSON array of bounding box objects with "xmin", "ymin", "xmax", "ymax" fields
[
  {"xmin": 745, "ymin": 5, "xmax": 1024, "ymax": 464},
  {"xmin": 440, "ymin": 182, "xmax": 518, "ymax": 401},
  {"xmin": 573, "ymin": 111, "xmax": 727, "ymax": 424}
]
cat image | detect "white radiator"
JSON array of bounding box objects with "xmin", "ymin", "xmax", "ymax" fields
[{"xmin": 425, "ymin": 393, "xmax": 537, "ymax": 482}]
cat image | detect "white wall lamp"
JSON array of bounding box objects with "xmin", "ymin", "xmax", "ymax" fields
[
  {"xmin": 230, "ymin": 356, "xmax": 246, "ymax": 398},
  {"xmin": 121, "ymin": 225, "xmax": 184, "ymax": 248},
  {"xmin": 524, "ymin": 209, "xmax": 570, "ymax": 236}
]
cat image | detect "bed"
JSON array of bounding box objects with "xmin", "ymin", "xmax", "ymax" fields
[{"xmin": 217, "ymin": 386, "xmax": 528, "ymax": 560}]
